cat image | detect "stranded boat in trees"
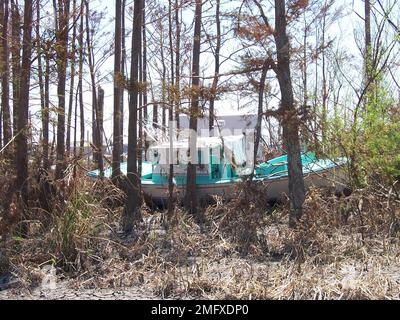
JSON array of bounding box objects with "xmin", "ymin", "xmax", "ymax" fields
[{"xmin": 88, "ymin": 134, "xmax": 348, "ymax": 207}]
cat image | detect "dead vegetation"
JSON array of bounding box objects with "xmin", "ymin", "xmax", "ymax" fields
[{"xmin": 1, "ymin": 162, "xmax": 400, "ymax": 299}]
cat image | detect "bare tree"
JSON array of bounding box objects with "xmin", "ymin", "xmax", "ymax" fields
[
  {"xmin": 15, "ymin": 0, "xmax": 33, "ymax": 233},
  {"xmin": 167, "ymin": 0, "xmax": 175, "ymax": 218},
  {"xmin": 160, "ymin": 18, "xmax": 167, "ymax": 133},
  {"xmin": 275, "ymin": 0, "xmax": 306, "ymax": 227},
  {"xmin": 35, "ymin": 0, "xmax": 49, "ymax": 169},
  {"xmin": 120, "ymin": 0, "xmax": 126, "ymax": 160},
  {"xmin": 43, "ymin": 38, "xmax": 51, "ymax": 169},
  {"xmin": 0, "ymin": 102, "xmax": 2, "ymax": 150},
  {"xmin": 208, "ymin": 0, "xmax": 221, "ymax": 133},
  {"xmin": 1, "ymin": 0, "xmax": 12, "ymax": 148},
  {"xmin": 123, "ymin": 0, "xmax": 143, "ymax": 233},
  {"xmin": 365, "ymin": 0, "xmax": 372, "ymax": 85},
  {"xmin": 66, "ymin": 0, "xmax": 77, "ymax": 157},
  {"xmin": 142, "ymin": 4, "xmax": 148, "ymax": 158},
  {"xmin": 253, "ymin": 61, "xmax": 269, "ymax": 175},
  {"xmin": 253, "ymin": 0, "xmax": 306, "ymax": 227},
  {"xmin": 10, "ymin": 0, "xmax": 21, "ymax": 137},
  {"xmin": 97, "ymin": 86, "xmax": 104, "ymax": 165},
  {"xmin": 185, "ymin": 0, "xmax": 202, "ymax": 217},
  {"xmin": 54, "ymin": 0, "xmax": 70, "ymax": 180},
  {"xmin": 174, "ymin": 0, "xmax": 181, "ymax": 130},
  {"xmin": 85, "ymin": 0, "xmax": 103, "ymax": 175},
  {"xmin": 112, "ymin": 0, "xmax": 122, "ymax": 180},
  {"xmin": 78, "ymin": 0, "xmax": 85, "ymax": 157}
]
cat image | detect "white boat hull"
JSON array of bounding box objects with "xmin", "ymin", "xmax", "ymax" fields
[{"xmin": 142, "ymin": 165, "xmax": 348, "ymax": 207}]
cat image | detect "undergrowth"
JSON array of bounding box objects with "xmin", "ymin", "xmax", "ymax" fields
[{"xmin": 1, "ymin": 162, "xmax": 399, "ymax": 299}]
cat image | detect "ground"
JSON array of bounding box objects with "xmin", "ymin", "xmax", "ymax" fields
[{"xmin": 1, "ymin": 181, "xmax": 399, "ymax": 300}]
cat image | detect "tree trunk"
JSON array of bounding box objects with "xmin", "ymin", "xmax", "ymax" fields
[
  {"xmin": 97, "ymin": 86, "xmax": 104, "ymax": 170},
  {"xmin": 138, "ymin": 29, "xmax": 143, "ymax": 181},
  {"xmin": 142, "ymin": 7, "xmax": 148, "ymax": 160},
  {"xmin": 78, "ymin": 0, "xmax": 84, "ymax": 157},
  {"xmin": 209, "ymin": 0, "xmax": 221, "ymax": 133},
  {"xmin": 313, "ymin": 27, "xmax": 319, "ymax": 145},
  {"xmin": 160, "ymin": 28, "xmax": 166, "ymax": 133},
  {"xmin": 167, "ymin": 0, "xmax": 175, "ymax": 217},
  {"xmin": 274, "ymin": 0, "xmax": 306, "ymax": 227},
  {"xmin": 85, "ymin": 0, "xmax": 103, "ymax": 175},
  {"xmin": 15, "ymin": 0, "xmax": 33, "ymax": 234},
  {"xmin": 185, "ymin": 0, "xmax": 202, "ymax": 217},
  {"xmin": 0, "ymin": 2, "xmax": 2, "ymax": 150},
  {"xmin": 123, "ymin": 0, "xmax": 143, "ymax": 234},
  {"xmin": 112, "ymin": 0, "xmax": 122, "ymax": 180},
  {"xmin": 43, "ymin": 46, "xmax": 50, "ymax": 169},
  {"xmin": 321, "ymin": 4, "xmax": 327, "ymax": 147},
  {"xmin": 153, "ymin": 103, "xmax": 158, "ymax": 129},
  {"xmin": 120, "ymin": 0, "xmax": 126, "ymax": 161},
  {"xmin": 253, "ymin": 61, "xmax": 268, "ymax": 175},
  {"xmin": 66, "ymin": 0, "xmax": 77, "ymax": 157},
  {"xmin": 35, "ymin": 0, "xmax": 48, "ymax": 169},
  {"xmin": 301, "ymin": 12, "xmax": 310, "ymax": 144},
  {"xmin": 364, "ymin": 0, "xmax": 372, "ymax": 85},
  {"xmin": 73, "ymin": 81, "xmax": 79, "ymax": 161},
  {"xmin": 1, "ymin": 0, "xmax": 12, "ymax": 147},
  {"xmin": 0, "ymin": 104, "xmax": 2, "ymax": 150},
  {"xmin": 55, "ymin": 0, "xmax": 70, "ymax": 180},
  {"xmin": 10, "ymin": 0, "xmax": 21, "ymax": 137},
  {"xmin": 174, "ymin": 0, "xmax": 181, "ymax": 131}
]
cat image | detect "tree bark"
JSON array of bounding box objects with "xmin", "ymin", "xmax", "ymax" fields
[
  {"xmin": 209, "ymin": 0, "xmax": 221, "ymax": 133},
  {"xmin": 0, "ymin": 103, "xmax": 2, "ymax": 150},
  {"xmin": 123, "ymin": 0, "xmax": 143, "ymax": 233},
  {"xmin": 54, "ymin": 0, "xmax": 70, "ymax": 180},
  {"xmin": 85, "ymin": 0, "xmax": 103, "ymax": 175},
  {"xmin": 73, "ymin": 80, "xmax": 79, "ymax": 161},
  {"xmin": 43, "ymin": 43, "xmax": 50, "ymax": 169},
  {"xmin": 15, "ymin": 0, "xmax": 33, "ymax": 234},
  {"xmin": 66, "ymin": 0, "xmax": 77, "ymax": 157},
  {"xmin": 142, "ymin": 6, "xmax": 148, "ymax": 160},
  {"xmin": 321, "ymin": 3, "xmax": 328, "ymax": 147},
  {"xmin": 274, "ymin": 0, "xmax": 306, "ymax": 227},
  {"xmin": 97, "ymin": 86, "xmax": 104, "ymax": 169},
  {"xmin": 35, "ymin": 0, "xmax": 48, "ymax": 169},
  {"xmin": 10, "ymin": 0, "xmax": 21, "ymax": 137},
  {"xmin": 253, "ymin": 61, "xmax": 268, "ymax": 175},
  {"xmin": 167, "ymin": 0, "xmax": 175, "ymax": 217},
  {"xmin": 364, "ymin": 0, "xmax": 372, "ymax": 84},
  {"xmin": 138, "ymin": 26, "xmax": 143, "ymax": 181},
  {"xmin": 174, "ymin": 0, "xmax": 181, "ymax": 131},
  {"xmin": 120, "ymin": 0, "xmax": 126, "ymax": 160},
  {"xmin": 112, "ymin": 0, "xmax": 122, "ymax": 180},
  {"xmin": 301, "ymin": 12, "xmax": 310, "ymax": 144},
  {"xmin": 185, "ymin": 0, "xmax": 202, "ymax": 217},
  {"xmin": 160, "ymin": 26, "xmax": 166, "ymax": 133},
  {"xmin": 1, "ymin": 0, "xmax": 12, "ymax": 147},
  {"xmin": 153, "ymin": 103, "xmax": 158, "ymax": 129},
  {"xmin": 78, "ymin": 0, "xmax": 84, "ymax": 157}
]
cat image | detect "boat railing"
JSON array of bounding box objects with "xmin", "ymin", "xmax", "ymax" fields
[
  {"xmin": 267, "ymin": 169, "xmax": 288, "ymax": 178},
  {"xmin": 270, "ymin": 161, "xmax": 288, "ymax": 167}
]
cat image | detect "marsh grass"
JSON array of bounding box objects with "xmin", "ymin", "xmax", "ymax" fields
[{"xmin": 1, "ymin": 163, "xmax": 399, "ymax": 299}]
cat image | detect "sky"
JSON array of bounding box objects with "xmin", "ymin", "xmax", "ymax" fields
[{"xmin": 27, "ymin": 0, "xmax": 396, "ymax": 150}]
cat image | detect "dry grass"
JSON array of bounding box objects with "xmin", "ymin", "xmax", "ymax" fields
[{"xmin": 1, "ymin": 164, "xmax": 400, "ymax": 299}]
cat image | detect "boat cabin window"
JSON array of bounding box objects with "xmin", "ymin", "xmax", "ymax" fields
[
  {"xmin": 211, "ymin": 164, "xmax": 220, "ymax": 179},
  {"xmin": 209, "ymin": 148, "xmax": 221, "ymax": 179},
  {"xmin": 216, "ymin": 119, "xmax": 225, "ymax": 128},
  {"xmin": 198, "ymin": 150, "xmax": 205, "ymax": 170}
]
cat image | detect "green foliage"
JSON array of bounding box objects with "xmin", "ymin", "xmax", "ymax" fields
[
  {"xmin": 322, "ymin": 76, "xmax": 400, "ymax": 187},
  {"xmin": 363, "ymin": 84, "xmax": 400, "ymax": 179}
]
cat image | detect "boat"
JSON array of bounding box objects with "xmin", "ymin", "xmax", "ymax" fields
[{"xmin": 88, "ymin": 134, "xmax": 348, "ymax": 207}]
